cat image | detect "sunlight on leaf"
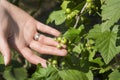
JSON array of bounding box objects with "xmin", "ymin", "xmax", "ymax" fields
[
  {"xmin": 59, "ymin": 69, "xmax": 88, "ymax": 80},
  {"xmin": 61, "ymin": 1, "xmax": 71, "ymax": 10},
  {"xmin": 96, "ymin": 30, "xmax": 118, "ymax": 64},
  {"xmin": 109, "ymin": 70, "xmax": 120, "ymax": 80},
  {"xmin": 47, "ymin": 10, "xmax": 66, "ymax": 25},
  {"xmin": 3, "ymin": 67, "xmax": 27, "ymax": 80},
  {"xmin": 101, "ymin": 0, "xmax": 120, "ymax": 30}
]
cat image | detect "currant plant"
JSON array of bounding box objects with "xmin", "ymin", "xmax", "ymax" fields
[{"xmin": 29, "ymin": 0, "xmax": 120, "ymax": 80}]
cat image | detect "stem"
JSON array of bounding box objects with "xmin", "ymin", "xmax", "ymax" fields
[
  {"xmin": 81, "ymin": 3, "xmax": 88, "ymax": 14},
  {"xmin": 96, "ymin": 12, "xmax": 102, "ymax": 17},
  {"xmin": 74, "ymin": 3, "xmax": 88, "ymax": 28},
  {"xmin": 53, "ymin": 65, "xmax": 59, "ymax": 71},
  {"xmin": 74, "ymin": 15, "xmax": 80, "ymax": 28},
  {"xmin": 91, "ymin": 67, "xmax": 102, "ymax": 70}
]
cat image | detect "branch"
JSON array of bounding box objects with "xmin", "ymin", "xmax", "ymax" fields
[{"xmin": 74, "ymin": 3, "xmax": 88, "ymax": 28}]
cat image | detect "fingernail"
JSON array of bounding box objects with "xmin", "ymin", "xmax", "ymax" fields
[
  {"xmin": 41, "ymin": 61, "xmax": 47, "ymax": 68},
  {"xmin": 4, "ymin": 56, "xmax": 8, "ymax": 66},
  {"xmin": 43, "ymin": 64, "xmax": 47, "ymax": 68}
]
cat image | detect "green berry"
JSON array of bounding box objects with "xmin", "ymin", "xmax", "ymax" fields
[
  {"xmin": 66, "ymin": 8, "xmax": 71, "ymax": 14},
  {"xmin": 88, "ymin": 40, "xmax": 94, "ymax": 45},
  {"xmin": 70, "ymin": 11, "xmax": 76, "ymax": 17},
  {"xmin": 85, "ymin": 43, "xmax": 90, "ymax": 47},
  {"xmin": 54, "ymin": 37, "xmax": 57, "ymax": 41},
  {"xmin": 89, "ymin": 10, "xmax": 92, "ymax": 15},
  {"xmin": 61, "ymin": 61, "xmax": 65, "ymax": 66},
  {"xmin": 87, "ymin": 0, "xmax": 92, "ymax": 3},
  {"xmin": 68, "ymin": 40, "xmax": 71, "ymax": 44},
  {"xmin": 91, "ymin": 5, "xmax": 95, "ymax": 9},
  {"xmin": 57, "ymin": 44, "xmax": 62, "ymax": 49},
  {"xmin": 66, "ymin": 14, "xmax": 72, "ymax": 20},
  {"xmin": 48, "ymin": 58, "xmax": 52, "ymax": 62},
  {"xmin": 52, "ymin": 60, "xmax": 57, "ymax": 65},
  {"xmin": 87, "ymin": 46, "xmax": 92, "ymax": 50},
  {"xmin": 81, "ymin": 16, "xmax": 85, "ymax": 22},
  {"xmin": 57, "ymin": 37, "xmax": 62, "ymax": 42},
  {"xmin": 86, "ymin": 3, "xmax": 92, "ymax": 9},
  {"xmin": 61, "ymin": 37, "xmax": 67, "ymax": 44}
]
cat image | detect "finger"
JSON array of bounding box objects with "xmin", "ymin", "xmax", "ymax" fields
[
  {"xmin": 20, "ymin": 47, "xmax": 47, "ymax": 67},
  {"xmin": 38, "ymin": 34, "xmax": 59, "ymax": 46},
  {"xmin": 38, "ymin": 34, "xmax": 66, "ymax": 48},
  {"xmin": 0, "ymin": 35, "xmax": 11, "ymax": 65},
  {"xmin": 37, "ymin": 22, "xmax": 60, "ymax": 37},
  {"xmin": 29, "ymin": 41, "xmax": 67, "ymax": 56}
]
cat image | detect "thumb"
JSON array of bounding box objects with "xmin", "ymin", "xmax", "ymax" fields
[{"xmin": 0, "ymin": 35, "xmax": 11, "ymax": 65}]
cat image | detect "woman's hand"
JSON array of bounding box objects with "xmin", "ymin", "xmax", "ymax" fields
[{"xmin": 0, "ymin": 0, "xmax": 67, "ymax": 67}]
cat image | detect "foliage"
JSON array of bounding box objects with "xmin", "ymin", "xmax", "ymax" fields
[
  {"xmin": 0, "ymin": 52, "xmax": 28, "ymax": 80},
  {"xmin": 29, "ymin": 64, "xmax": 88, "ymax": 80},
  {"xmin": 0, "ymin": 0, "xmax": 120, "ymax": 80},
  {"xmin": 47, "ymin": 10, "xmax": 66, "ymax": 25}
]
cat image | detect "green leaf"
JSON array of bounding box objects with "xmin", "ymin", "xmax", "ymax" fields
[
  {"xmin": 0, "ymin": 54, "xmax": 5, "ymax": 73},
  {"xmin": 96, "ymin": 30, "xmax": 118, "ymax": 64},
  {"xmin": 30, "ymin": 64, "xmax": 61, "ymax": 80},
  {"xmin": 63, "ymin": 28, "xmax": 81, "ymax": 41},
  {"xmin": 109, "ymin": 70, "xmax": 120, "ymax": 80},
  {"xmin": 73, "ymin": 43, "xmax": 83, "ymax": 54},
  {"xmin": 61, "ymin": 1, "xmax": 71, "ymax": 10},
  {"xmin": 117, "ymin": 46, "xmax": 120, "ymax": 53},
  {"xmin": 30, "ymin": 65, "xmax": 47, "ymax": 79},
  {"xmin": 59, "ymin": 69, "xmax": 88, "ymax": 80},
  {"xmin": 91, "ymin": 57, "xmax": 104, "ymax": 67},
  {"xmin": 85, "ymin": 70, "xmax": 93, "ymax": 80},
  {"xmin": 3, "ymin": 66, "xmax": 27, "ymax": 80},
  {"xmin": 99, "ymin": 66, "xmax": 111, "ymax": 74},
  {"xmin": 87, "ymin": 24, "xmax": 102, "ymax": 39},
  {"xmin": 88, "ymin": 25, "xmax": 119, "ymax": 64},
  {"xmin": 0, "ymin": 54, "xmax": 4, "ymax": 64},
  {"xmin": 47, "ymin": 10, "xmax": 66, "ymax": 25},
  {"xmin": 101, "ymin": 0, "xmax": 120, "ymax": 30}
]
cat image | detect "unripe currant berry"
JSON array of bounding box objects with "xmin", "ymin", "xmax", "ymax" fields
[
  {"xmin": 48, "ymin": 58, "xmax": 52, "ymax": 62},
  {"xmin": 91, "ymin": 5, "xmax": 95, "ymax": 9},
  {"xmin": 87, "ymin": 0, "xmax": 92, "ymax": 3},
  {"xmin": 68, "ymin": 40, "xmax": 71, "ymax": 44},
  {"xmin": 86, "ymin": 3, "xmax": 92, "ymax": 9},
  {"xmin": 87, "ymin": 46, "xmax": 92, "ymax": 50},
  {"xmin": 61, "ymin": 61, "xmax": 66, "ymax": 66},
  {"xmin": 61, "ymin": 37, "xmax": 67, "ymax": 44},
  {"xmin": 52, "ymin": 60, "xmax": 57, "ymax": 65},
  {"xmin": 54, "ymin": 37, "xmax": 57, "ymax": 41},
  {"xmin": 81, "ymin": 16, "xmax": 85, "ymax": 22},
  {"xmin": 57, "ymin": 44, "xmax": 62, "ymax": 49},
  {"xmin": 85, "ymin": 43, "xmax": 90, "ymax": 47},
  {"xmin": 65, "ymin": 8, "xmax": 71, "ymax": 14},
  {"xmin": 66, "ymin": 14, "xmax": 72, "ymax": 20},
  {"xmin": 57, "ymin": 36, "xmax": 62, "ymax": 42}
]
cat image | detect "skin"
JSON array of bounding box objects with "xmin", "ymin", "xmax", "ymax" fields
[{"xmin": 0, "ymin": 0, "xmax": 67, "ymax": 67}]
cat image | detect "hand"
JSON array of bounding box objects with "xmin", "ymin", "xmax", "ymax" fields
[{"xmin": 0, "ymin": 1, "xmax": 67, "ymax": 67}]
